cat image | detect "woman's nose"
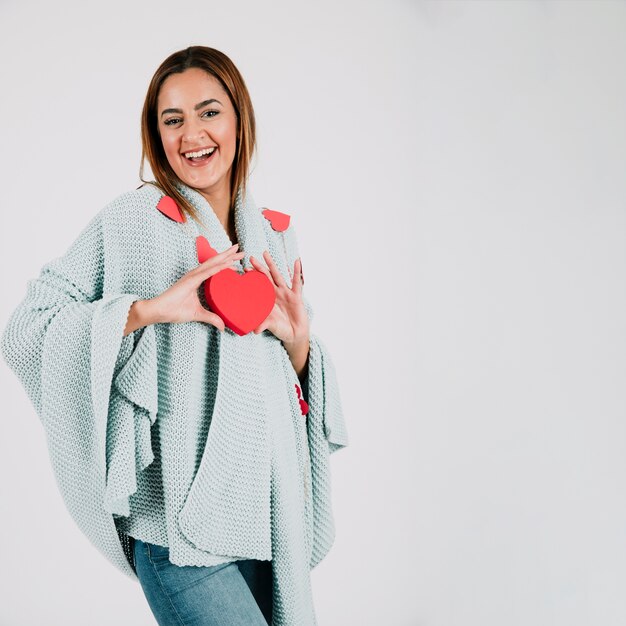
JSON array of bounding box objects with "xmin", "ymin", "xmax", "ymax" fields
[{"xmin": 183, "ymin": 119, "xmax": 207, "ymax": 143}]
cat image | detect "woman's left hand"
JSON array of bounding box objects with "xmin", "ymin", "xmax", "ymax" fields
[{"xmin": 246, "ymin": 250, "xmax": 309, "ymax": 345}]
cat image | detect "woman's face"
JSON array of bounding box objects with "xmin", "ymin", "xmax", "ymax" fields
[{"xmin": 157, "ymin": 67, "xmax": 238, "ymax": 203}]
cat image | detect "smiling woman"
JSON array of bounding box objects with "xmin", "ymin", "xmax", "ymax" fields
[{"xmin": 1, "ymin": 45, "xmax": 348, "ymax": 626}]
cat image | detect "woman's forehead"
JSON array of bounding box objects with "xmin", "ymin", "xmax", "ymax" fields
[{"xmin": 158, "ymin": 70, "xmax": 227, "ymax": 108}]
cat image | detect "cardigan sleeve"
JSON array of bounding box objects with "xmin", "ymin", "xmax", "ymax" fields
[
  {"xmin": 1, "ymin": 211, "xmax": 142, "ymax": 417},
  {"xmin": 0, "ymin": 208, "xmax": 157, "ymax": 579}
]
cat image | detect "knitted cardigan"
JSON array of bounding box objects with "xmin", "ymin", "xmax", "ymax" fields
[{"xmin": 1, "ymin": 180, "xmax": 348, "ymax": 626}]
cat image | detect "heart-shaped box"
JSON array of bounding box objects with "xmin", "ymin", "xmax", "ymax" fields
[
  {"xmin": 196, "ymin": 235, "xmax": 275, "ymax": 336},
  {"xmin": 204, "ymin": 268, "xmax": 275, "ymax": 336}
]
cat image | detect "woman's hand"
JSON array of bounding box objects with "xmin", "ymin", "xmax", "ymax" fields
[
  {"xmin": 246, "ymin": 250, "xmax": 309, "ymax": 346},
  {"xmin": 124, "ymin": 244, "xmax": 244, "ymax": 335}
]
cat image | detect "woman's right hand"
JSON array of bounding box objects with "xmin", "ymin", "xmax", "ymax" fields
[{"xmin": 124, "ymin": 244, "xmax": 244, "ymax": 335}]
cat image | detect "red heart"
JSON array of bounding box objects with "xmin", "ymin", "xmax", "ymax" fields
[
  {"xmin": 295, "ymin": 384, "xmax": 309, "ymax": 415},
  {"xmin": 204, "ymin": 268, "xmax": 275, "ymax": 336},
  {"xmin": 157, "ymin": 196, "xmax": 186, "ymax": 223},
  {"xmin": 196, "ymin": 235, "xmax": 218, "ymax": 262},
  {"xmin": 262, "ymin": 209, "xmax": 290, "ymax": 232}
]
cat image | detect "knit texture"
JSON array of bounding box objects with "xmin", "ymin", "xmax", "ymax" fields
[{"xmin": 1, "ymin": 180, "xmax": 348, "ymax": 626}]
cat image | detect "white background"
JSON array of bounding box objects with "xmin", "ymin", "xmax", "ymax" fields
[{"xmin": 1, "ymin": 1, "xmax": 625, "ymax": 624}]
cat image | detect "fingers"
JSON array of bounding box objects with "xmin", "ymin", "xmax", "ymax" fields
[
  {"xmin": 248, "ymin": 255, "xmax": 268, "ymax": 279},
  {"xmin": 262, "ymin": 250, "xmax": 288, "ymax": 288},
  {"xmin": 191, "ymin": 245, "xmax": 244, "ymax": 282},
  {"xmin": 292, "ymin": 258, "xmax": 303, "ymax": 295},
  {"xmin": 249, "ymin": 250, "xmax": 287, "ymax": 289},
  {"xmin": 194, "ymin": 244, "xmax": 240, "ymax": 269},
  {"xmin": 199, "ymin": 309, "xmax": 226, "ymax": 332}
]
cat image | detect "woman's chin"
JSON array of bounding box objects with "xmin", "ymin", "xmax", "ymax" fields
[{"xmin": 179, "ymin": 170, "xmax": 220, "ymax": 189}]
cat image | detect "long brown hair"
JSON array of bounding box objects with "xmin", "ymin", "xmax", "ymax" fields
[{"xmin": 139, "ymin": 46, "xmax": 256, "ymax": 226}]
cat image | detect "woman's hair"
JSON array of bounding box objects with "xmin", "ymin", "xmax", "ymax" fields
[{"xmin": 139, "ymin": 46, "xmax": 256, "ymax": 225}]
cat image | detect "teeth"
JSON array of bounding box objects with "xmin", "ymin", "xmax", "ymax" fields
[{"xmin": 184, "ymin": 147, "xmax": 216, "ymax": 158}]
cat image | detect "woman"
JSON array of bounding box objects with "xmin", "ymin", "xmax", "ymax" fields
[{"xmin": 1, "ymin": 46, "xmax": 348, "ymax": 626}]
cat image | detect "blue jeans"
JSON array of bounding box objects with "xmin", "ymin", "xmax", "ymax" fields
[{"xmin": 132, "ymin": 537, "xmax": 272, "ymax": 625}]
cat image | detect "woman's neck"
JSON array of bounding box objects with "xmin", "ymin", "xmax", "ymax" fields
[{"xmin": 198, "ymin": 186, "xmax": 234, "ymax": 239}]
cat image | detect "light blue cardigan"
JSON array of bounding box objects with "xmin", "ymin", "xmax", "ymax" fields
[{"xmin": 1, "ymin": 180, "xmax": 348, "ymax": 625}]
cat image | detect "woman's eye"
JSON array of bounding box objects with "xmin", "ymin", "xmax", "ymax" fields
[{"xmin": 164, "ymin": 110, "xmax": 218, "ymax": 126}]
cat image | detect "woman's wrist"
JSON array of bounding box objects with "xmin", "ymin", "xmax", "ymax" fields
[
  {"xmin": 123, "ymin": 298, "xmax": 163, "ymax": 336},
  {"xmin": 282, "ymin": 330, "xmax": 309, "ymax": 353},
  {"xmin": 282, "ymin": 334, "xmax": 310, "ymax": 381}
]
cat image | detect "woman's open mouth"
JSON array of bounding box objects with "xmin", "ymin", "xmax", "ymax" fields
[{"xmin": 182, "ymin": 147, "xmax": 217, "ymax": 167}]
